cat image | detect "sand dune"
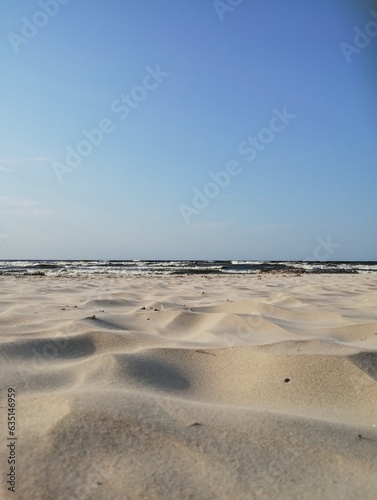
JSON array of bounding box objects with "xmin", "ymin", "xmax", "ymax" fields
[{"xmin": 1, "ymin": 274, "xmax": 377, "ymax": 498}]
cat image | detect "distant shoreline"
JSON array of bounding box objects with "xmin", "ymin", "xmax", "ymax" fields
[{"xmin": 0, "ymin": 260, "xmax": 376, "ymax": 277}]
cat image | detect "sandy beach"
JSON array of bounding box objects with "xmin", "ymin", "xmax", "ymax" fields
[{"xmin": 1, "ymin": 273, "xmax": 377, "ymax": 499}]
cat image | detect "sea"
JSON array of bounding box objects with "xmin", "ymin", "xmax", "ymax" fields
[{"xmin": 0, "ymin": 260, "xmax": 376, "ymax": 277}]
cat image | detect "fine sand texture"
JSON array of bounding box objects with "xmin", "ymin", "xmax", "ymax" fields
[{"xmin": 0, "ymin": 273, "xmax": 377, "ymax": 499}]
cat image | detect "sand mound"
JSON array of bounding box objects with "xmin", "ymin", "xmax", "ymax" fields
[{"xmin": 1, "ymin": 273, "xmax": 376, "ymax": 498}]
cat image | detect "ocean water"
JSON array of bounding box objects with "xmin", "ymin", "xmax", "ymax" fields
[{"xmin": 0, "ymin": 260, "xmax": 376, "ymax": 277}]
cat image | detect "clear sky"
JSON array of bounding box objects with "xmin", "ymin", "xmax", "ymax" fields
[{"xmin": 1, "ymin": 0, "xmax": 376, "ymax": 260}]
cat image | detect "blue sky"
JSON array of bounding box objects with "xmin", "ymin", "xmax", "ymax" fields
[{"xmin": 0, "ymin": 0, "xmax": 376, "ymax": 260}]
